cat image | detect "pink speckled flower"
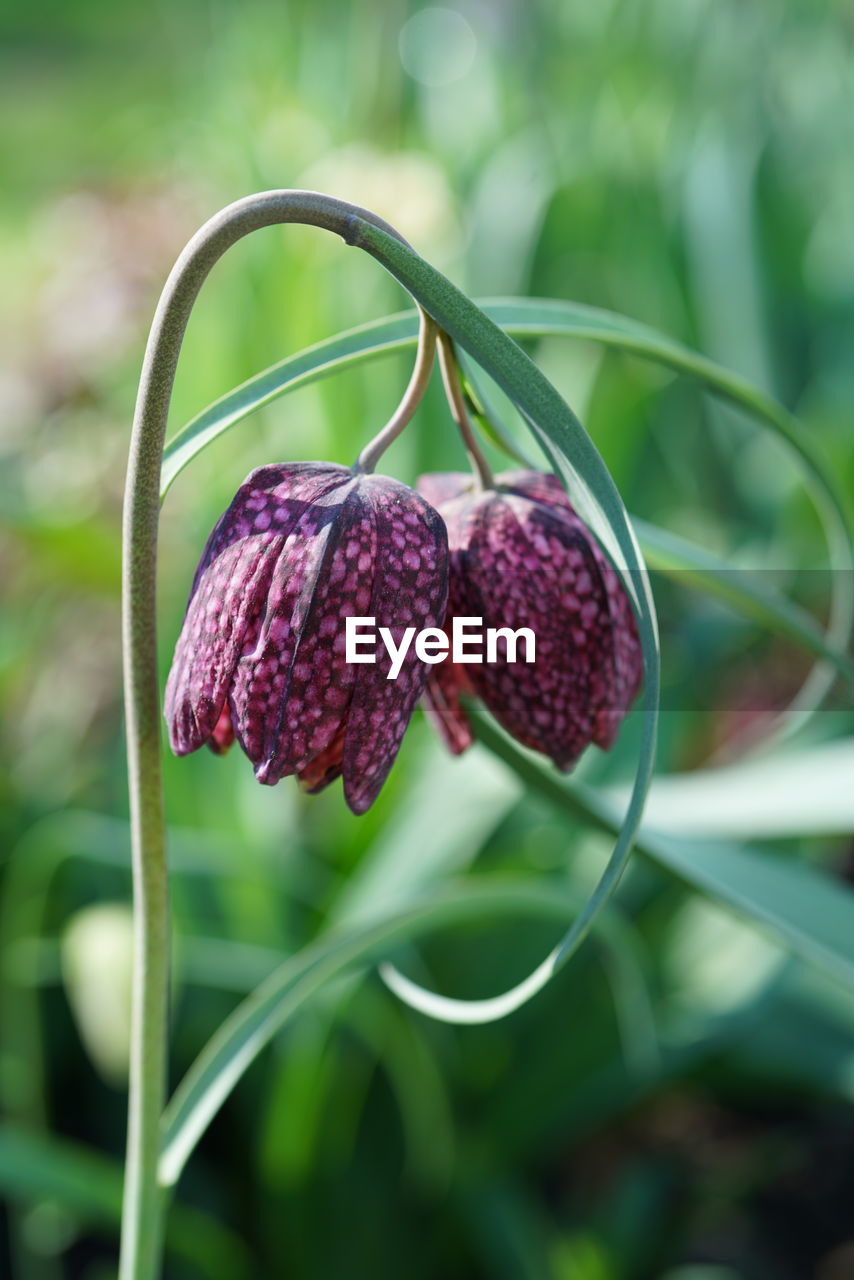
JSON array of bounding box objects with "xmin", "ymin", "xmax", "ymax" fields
[
  {"xmin": 165, "ymin": 462, "xmax": 449, "ymax": 814},
  {"xmin": 416, "ymin": 469, "xmax": 642, "ymax": 770}
]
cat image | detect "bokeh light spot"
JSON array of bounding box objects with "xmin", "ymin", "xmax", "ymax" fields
[{"xmin": 399, "ymin": 7, "xmax": 477, "ymax": 87}]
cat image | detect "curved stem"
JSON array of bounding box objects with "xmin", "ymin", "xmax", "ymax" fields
[
  {"xmin": 355, "ymin": 309, "xmax": 437, "ymax": 472},
  {"xmin": 120, "ymin": 191, "xmax": 421, "ymax": 1280},
  {"xmin": 437, "ymin": 332, "xmax": 494, "ymax": 490}
]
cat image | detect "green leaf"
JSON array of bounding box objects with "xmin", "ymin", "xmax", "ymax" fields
[
  {"xmin": 0, "ymin": 1125, "xmax": 123, "ymax": 1223},
  {"xmin": 609, "ymin": 737, "xmax": 854, "ymax": 839},
  {"xmin": 728, "ymin": 964, "xmax": 854, "ymax": 1102},
  {"xmin": 472, "ymin": 713, "xmax": 854, "ymax": 994},
  {"xmin": 650, "ymin": 834, "xmax": 854, "ymax": 991},
  {"xmin": 159, "ymin": 878, "xmax": 600, "ymax": 1188},
  {"xmin": 635, "ymin": 518, "xmax": 854, "ymax": 690},
  {"xmin": 349, "ymin": 223, "xmax": 659, "ymax": 1025},
  {"xmin": 160, "ymin": 872, "xmax": 659, "ymax": 1188},
  {"xmin": 0, "ymin": 1126, "xmax": 252, "ymax": 1277}
]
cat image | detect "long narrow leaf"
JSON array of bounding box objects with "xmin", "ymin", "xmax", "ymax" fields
[
  {"xmin": 160, "ymin": 314, "xmax": 418, "ymax": 495},
  {"xmin": 0, "ymin": 1127, "xmax": 251, "ymax": 1277},
  {"xmin": 608, "ymin": 738, "xmax": 854, "ymax": 839},
  {"xmin": 159, "ymin": 879, "xmax": 595, "ymax": 1187},
  {"xmin": 350, "ymin": 223, "xmax": 660, "ymax": 1025},
  {"xmin": 636, "ymin": 518, "xmax": 854, "ymax": 688},
  {"xmin": 472, "ymin": 714, "xmax": 854, "ymax": 992}
]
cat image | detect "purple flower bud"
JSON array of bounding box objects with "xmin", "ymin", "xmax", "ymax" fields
[
  {"xmin": 416, "ymin": 469, "xmax": 642, "ymax": 770},
  {"xmin": 165, "ymin": 462, "xmax": 449, "ymax": 814}
]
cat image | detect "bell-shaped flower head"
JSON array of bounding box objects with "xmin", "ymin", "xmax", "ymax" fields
[
  {"xmin": 416, "ymin": 469, "xmax": 642, "ymax": 770},
  {"xmin": 165, "ymin": 462, "xmax": 449, "ymax": 814}
]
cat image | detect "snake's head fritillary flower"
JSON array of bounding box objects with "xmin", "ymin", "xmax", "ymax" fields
[
  {"xmin": 416, "ymin": 469, "xmax": 642, "ymax": 770},
  {"xmin": 165, "ymin": 462, "xmax": 449, "ymax": 814}
]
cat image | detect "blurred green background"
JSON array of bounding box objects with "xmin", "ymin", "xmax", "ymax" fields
[{"xmin": 2, "ymin": 1, "xmax": 854, "ymax": 1277}]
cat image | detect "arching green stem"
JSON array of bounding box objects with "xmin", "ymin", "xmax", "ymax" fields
[{"xmin": 120, "ymin": 191, "xmax": 421, "ymax": 1280}]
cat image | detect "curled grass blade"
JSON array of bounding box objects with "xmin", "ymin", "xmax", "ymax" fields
[
  {"xmin": 348, "ymin": 224, "xmax": 659, "ymax": 1024},
  {"xmin": 159, "ymin": 878, "xmax": 602, "ymax": 1188},
  {"xmin": 161, "ymin": 297, "xmax": 853, "ymax": 713}
]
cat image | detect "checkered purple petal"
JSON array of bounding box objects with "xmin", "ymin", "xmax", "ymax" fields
[
  {"xmin": 164, "ymin": 463, "xmax": 349, "ymax": 755},
  {"xmin": 165, "ymin": 462, "xmax": 449, "ymax": 815},
  {"xmin": 342, "ymin": 474, "xmax": 449, "ymax": 814},
  {"xmin": 416, "ymin": 468, "xmax": 642, "ymax": 770}
]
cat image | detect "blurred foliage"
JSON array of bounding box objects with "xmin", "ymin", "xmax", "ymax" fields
[{"xmin": 1, "ymin": 0, "xmax": 853, "ymax": 1277}]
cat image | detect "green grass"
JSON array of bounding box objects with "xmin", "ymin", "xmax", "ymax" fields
[{"xmin": 1, "ymin": 1, "xmax": 853, "ymax": 1276}]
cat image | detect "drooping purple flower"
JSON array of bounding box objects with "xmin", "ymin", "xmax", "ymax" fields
[
  {"xmin": 416, "ymin": 469, "xmax": 642, "ymax": 770},
  {"xmin": 165, "ymin": 462, "xmax": 449, "ymax": 814}
]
